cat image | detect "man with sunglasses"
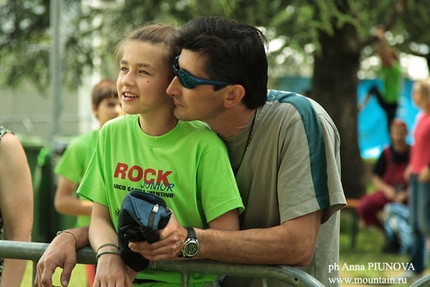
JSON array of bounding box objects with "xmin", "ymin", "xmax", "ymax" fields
[
  {"xmin": 137, "ymin": 17, "xmax": 346, "ymax": 287},
  {"xmin": 36, "ymin": 17, "xmax": 346, "ymax": 287}
]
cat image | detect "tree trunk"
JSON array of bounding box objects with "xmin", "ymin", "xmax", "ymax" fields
[{"xmin": 311, "ymin": 22, "xmax": 365, "ymax": 199}]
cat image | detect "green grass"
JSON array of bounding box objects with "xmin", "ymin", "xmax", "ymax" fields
[
  {"xmin": 339, "ymin": 210, "xmax": 426, "ymax": 286},
  {"xmin": 21, "ymin": 262, "xmax": 87, "ymax": 287},
  {"xmin": 19, "ymin": 211, "xmax": 427, "ymax": 286}
]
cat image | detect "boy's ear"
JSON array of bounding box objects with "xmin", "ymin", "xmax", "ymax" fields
[
  {"xmin": 224, "ymin": 84, "xmax": 246, "ymax": 108},
  {"xmin": 92, "ymin": 104, "xmax": 99, "ymax": 119}
]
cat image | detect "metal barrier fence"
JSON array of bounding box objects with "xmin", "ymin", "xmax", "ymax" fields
[
  {"xmin": 0, "ymin": 240, "xmax": 325, "ymax": 287},
  {"xmin": 411, "ymin": 275, "xmax": 430, "ymax": 287}
]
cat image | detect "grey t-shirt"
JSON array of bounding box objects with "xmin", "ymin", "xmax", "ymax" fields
[{"xmin": 220, "ymin": 90, "xmax": 346, "ymax": 287}]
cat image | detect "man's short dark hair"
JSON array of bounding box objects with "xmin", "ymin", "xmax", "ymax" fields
[{"xmin": 174, "ymin": 17, "xmax": 268, "ymax": 109}]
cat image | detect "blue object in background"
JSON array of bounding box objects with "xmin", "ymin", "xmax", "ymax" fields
[
  {"xmin": 358, "ymin": 79, "xmax": 419, "ymax": 159},
  {"xmin": 276, "ymin": 77, "xmax": 420, "ymax": 159}
]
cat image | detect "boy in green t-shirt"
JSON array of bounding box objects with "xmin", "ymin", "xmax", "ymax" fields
[{"xmin": 76, "ymin": 24, "xmax": 244, "ymax": 287}]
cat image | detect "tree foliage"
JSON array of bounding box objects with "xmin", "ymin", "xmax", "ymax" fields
[
  {"xmin": 2, "ymin": 0, "xmax": 428, "ymax": 91},
  {"xmin": 2, "ymin": 0, "xmax": 430, "ymax": 197}
]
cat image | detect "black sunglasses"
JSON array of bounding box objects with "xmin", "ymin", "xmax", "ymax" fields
[{"xmin": 172, "ymin": 56, "xmax": 232, "ymax": 89}]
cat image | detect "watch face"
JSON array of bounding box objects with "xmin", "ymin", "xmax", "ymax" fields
[{"xmin": 184, "ymin": 241, "xmax": 199, "ymax": 256}]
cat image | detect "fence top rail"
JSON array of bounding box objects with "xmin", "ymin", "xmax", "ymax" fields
[
  {"xmin": 411, "ymin": 274, "xmax": 430, "ymax": 287},
  {"xmin": 0, "ymin": 240, "xmax": 324, "ymax": 287}
]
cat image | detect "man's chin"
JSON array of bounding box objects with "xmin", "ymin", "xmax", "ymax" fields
[{"xmin": 173, "ymin": 107, "xmax": 188, "ymax": 121}]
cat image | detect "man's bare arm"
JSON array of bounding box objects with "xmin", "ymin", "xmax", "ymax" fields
[
  {"xmin": 133, "ymin": 210, "xmax": 323, "ymax": 266},
  {"xmin": 197, "ymin": 210, "xmax": 323, "ymax": 266}
]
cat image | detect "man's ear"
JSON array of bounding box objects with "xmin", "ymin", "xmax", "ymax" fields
[{"xmin": 224, "ymin": 84, "xmax": 246, "ymax": 108}]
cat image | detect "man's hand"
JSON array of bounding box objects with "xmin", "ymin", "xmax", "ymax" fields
[
  {"xmin": 34, "ymin": 233, "xmax": 77, "ymax": 287},
  {"xmin": 129, "ymin": 211, "xmax": 187, "ymax": 261}
]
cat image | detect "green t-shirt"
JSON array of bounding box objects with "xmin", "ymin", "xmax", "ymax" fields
[
  {"xmin": 380, "ymin": 61, "xmax": 402, "ymax": 104},
  {"xmin": 78, "ymin": 115, "xmax": 244, "ymax": 286},
  {"xmin": 55, "ymin": 129, "xmax": 99, "ymax": 227}
]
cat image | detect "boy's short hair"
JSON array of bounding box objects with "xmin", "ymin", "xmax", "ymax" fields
[
  {"xmin": 113, "ymin": 24, "xmax": 179, "ymax": 82},
  {"xmin": 92, "ymin": 78, "xmax": 118, "ymax": 109}
]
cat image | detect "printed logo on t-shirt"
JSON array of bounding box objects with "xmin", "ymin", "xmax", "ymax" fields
[{"xmin": 112, "ymin": 162, "xmax": 174, "ymax": 198}]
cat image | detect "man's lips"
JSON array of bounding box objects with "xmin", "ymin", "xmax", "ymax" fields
[{"xmin": 172, "ymin": 98, "xmax": 183, "ymax": 107}]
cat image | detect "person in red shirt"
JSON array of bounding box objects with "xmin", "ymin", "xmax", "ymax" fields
[{"xmin": 400, "ymin": 78, "xmax": 430, "ymax": 282}]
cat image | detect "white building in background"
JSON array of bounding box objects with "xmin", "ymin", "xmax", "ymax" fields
[{"xmin": 0, "ymin": 0, "xmax": 123, "ymax": 143}]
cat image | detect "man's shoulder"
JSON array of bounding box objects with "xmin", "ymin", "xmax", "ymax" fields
[
  {"xmin": 267, "ymin": 89, "xmax": 302, "ymax": 103},
  {"xmin": 267, "ymin": 89, "xmax": 319, "ymax": 111},
  {"xmin": 265, "ymin": 90, "xmax": 340, "ymax": 145},
  {"xmin": 267, "ymin": 89, "xmax": 331, "ymax": 120}
]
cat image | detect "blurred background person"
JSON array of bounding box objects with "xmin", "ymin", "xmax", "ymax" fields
[
  {"xmin": 356, "ymin": 119, "xmax": 410, "ymax": 253},
  {"xmin": 358, "ymin": 26, "xmax": 402, "ymax": 133},
  {"xmin": 53, "ymin": 79, "xmax": 123, "ymax": 287},
  {"xmin": 401, "ymin": 78, "xmax": 430, "ymax": 283},
  {"xmin": 0, "ymin": 127, "xmax": 33, "ymax": 287}
]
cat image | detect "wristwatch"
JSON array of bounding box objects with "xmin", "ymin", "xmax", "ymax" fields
[{"xmin": 182, "ymin": 227, "xmax": 199, "ymax": 258}]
